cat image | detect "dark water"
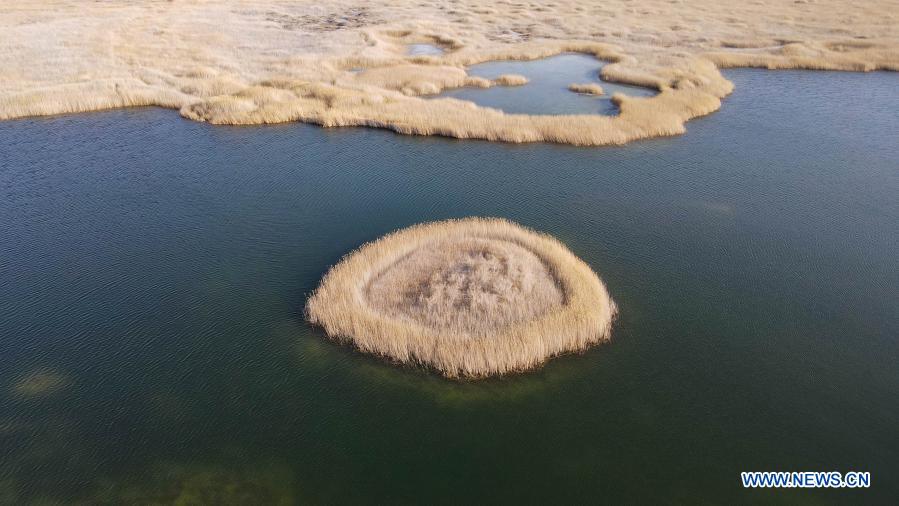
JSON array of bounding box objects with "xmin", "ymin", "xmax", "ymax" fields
[
  {"xmin": 441, "ymin": 53, "xmax": 656, "ymax": 115},
  {"xmin": 0, "ymin": 67, "xmax": 897, "ymax": 505}
]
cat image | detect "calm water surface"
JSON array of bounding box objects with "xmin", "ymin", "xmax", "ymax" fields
[
  {"xmin": 0, "ymin": 66, "xmax": 897, "ymax": 505},
  {"xmin": 440, "ymin": 53, "xmax": 656, "ymax": 115}
]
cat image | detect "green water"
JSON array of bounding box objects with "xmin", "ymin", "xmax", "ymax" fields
[{"xmin": 0, "ymin": 66, "xmax": 897, "ymax": 505}]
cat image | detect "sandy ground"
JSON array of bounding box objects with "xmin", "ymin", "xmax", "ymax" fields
[{"xmin": 1, "ymin": 0, "xmax": 896, "ymax": 145}]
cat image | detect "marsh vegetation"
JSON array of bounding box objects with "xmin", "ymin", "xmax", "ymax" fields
[
  {"xmin": 568, "ymin": 83, "xmax": 605, "ymax": 96},
  {"xmin": 1, "ymin": 1, "xmax": 894, "ymax": 145},
  {"xmin": 306, "ymin": 218, "xmax": 616, "ymax": 378}
]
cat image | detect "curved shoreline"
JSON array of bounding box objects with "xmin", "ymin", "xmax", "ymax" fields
[
  {"xmin": 306, "ymin": 218, "xmax": 617, "ymax": 378},
  {"xmin": 1, "ymin": 1, "xmax": 896, "ymax": 146}
]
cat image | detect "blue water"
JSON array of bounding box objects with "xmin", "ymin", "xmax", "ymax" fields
[
  {"xmin": 0, "ymin": 67, "xmax": 897, "ymax": 504},
  {"xmin": 441, "ymin": 53, "xmax": 656, "ymax": 115}
]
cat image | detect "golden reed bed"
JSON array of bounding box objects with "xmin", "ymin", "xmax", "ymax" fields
[
  {"xmin": 306, "ymin": 219, "xmax": 616, "ymax": 378},
  {"xmin": 1, "ymin": 1, "xmax": 896, "ymax": 146}
]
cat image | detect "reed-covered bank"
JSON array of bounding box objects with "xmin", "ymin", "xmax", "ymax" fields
[{"xmin": 1, "ymin": 1, "xmax": 896, "ymax": 145}]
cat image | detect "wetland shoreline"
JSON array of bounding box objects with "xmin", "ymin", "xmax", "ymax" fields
[{"xmin": 1, "ymin": 1, "xmax": 896, "ymax": 145}]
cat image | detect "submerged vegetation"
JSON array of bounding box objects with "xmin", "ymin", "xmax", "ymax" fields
[
  {"xmin": 306, "ymin": 218, "xmax": 616, "ymax": 378},
  {"xmin": 11, "ymin": 368, "xmax": 68, "ymax": 398},
  {"xmin": 0, "ymin": 1, "xmax": 895, "ymax": 145}
]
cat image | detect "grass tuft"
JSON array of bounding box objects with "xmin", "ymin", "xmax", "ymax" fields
[
  {"xmin": 568, "ymin": 83, "xmax": 604, "ymax": 95},
  {"xmin": 493, "ymin": 74, "xmax": 530, "ymax": 86}
]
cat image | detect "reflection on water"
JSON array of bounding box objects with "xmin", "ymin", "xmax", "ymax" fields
[
  {"xmin": 440, "ymin": 53, "xmax": 656, "ymax": 115},
  {"xmin": 0, "ymin": 68, "xmax": 897, "ymax": 504}
]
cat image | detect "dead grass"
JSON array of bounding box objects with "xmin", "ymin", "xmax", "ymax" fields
[
  {"xmin": 568, "ymin": 83, "xmax": 605, "ymax": 95},
  {"xmin": 705, "ymin": 42, "xmax": 899, "ymax": 71},
  {"xmin": 0, "ymin": 1, "xmax": 896, "ymax": 145},
  {"xmin": 175, "ymin": 44, "xmax": 733, "ymax": 146},
  {"xmin": 306, "ymin": 218, "xmax": 616, "ymax": 378},
  {"xmin": 493, "ymin": 74, "xmax": 529, "ymax": 86}
]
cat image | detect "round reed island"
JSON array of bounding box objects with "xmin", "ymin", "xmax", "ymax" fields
[{"xmin": 306, "ymin": 218, "xmax": 617, "ymax": 378}]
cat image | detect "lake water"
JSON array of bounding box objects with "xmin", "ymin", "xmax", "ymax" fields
[
  {"xmin": 440, "ymin": 53, "xmax": 656, "ymax": 115},
  {"xmin": 0, "ymin": 65, "xmax": 897, "ymax": 504}
]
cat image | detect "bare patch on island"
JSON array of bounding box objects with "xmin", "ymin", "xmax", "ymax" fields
[
  {"xmin": 366, "ymin": 237, "xmax": 563, "ymax": 333},
  {"xmin": 306, "ymin": 218, "xmax": 616, "ymax": 378}
]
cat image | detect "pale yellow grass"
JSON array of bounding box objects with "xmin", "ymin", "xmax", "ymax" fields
[
  {"xmin": 493, "ymin": 74, "xmax": 530, "ymax": 86},
  {"xmin": 305, "ymin": 218, "xmax": 616, "ymax": 378},
  {"xmin": 1, "ymin": 1, "xmax": 896, "ymax": 145},
  {"xmin": 568, "ymin": 83, "xmax": 605, "ymax": 96}
]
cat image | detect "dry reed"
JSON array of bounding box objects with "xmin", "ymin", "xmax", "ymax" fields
[
  {"xmin": 1, "ymin": 1, "xmax": 896, "ymax": 145},
  {"xmin": 568, "ymin": 83, "xmax": 605, "ymax": 95},
  {"xmin": 306, "ymin": 218, "xmax": 617, "ymax": 378},
  {"xmin": 493, "ymin": 74, "xmax": 529, "ymax": 86}
]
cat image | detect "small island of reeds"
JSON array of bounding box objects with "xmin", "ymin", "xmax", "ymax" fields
[
  {"xmin": 568, "ymin": 83, "xmax": 605, "ymax": 96},
  {"xmin": 306, "ymin": 218, "xmax": 616, "ymax": 378}
]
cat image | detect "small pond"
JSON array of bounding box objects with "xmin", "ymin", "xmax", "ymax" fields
[
  {"xmin": 407, "ymin": 43, "xmax": 445, "ymax": 56},
  {"xmin": 440, "ymin": 53, "xmax": 656, "ymax": 115}
]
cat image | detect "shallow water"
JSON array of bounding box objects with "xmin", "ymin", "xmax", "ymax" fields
[
  {"xmin": 440, "ymin": 53, "xmax": 656, "ymax": 115},
  {"xmin": 407, "ymin": 43, "xmax": 445, "ymax": 56},
  {"xmin": 0, "ymin": 67, "xmax": 897, "ymax": 504}
]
